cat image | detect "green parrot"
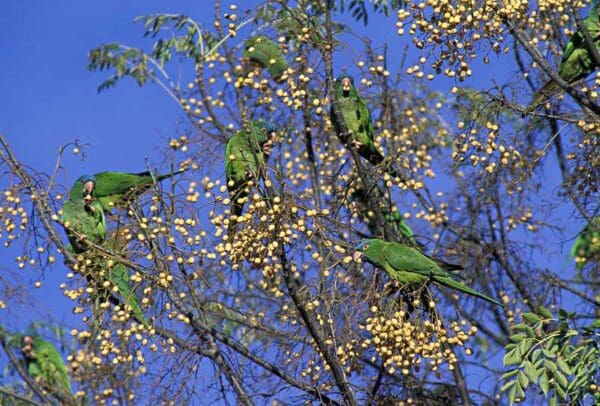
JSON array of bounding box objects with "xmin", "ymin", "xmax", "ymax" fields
[
  {"xmin": 21, "ymin": 334, "xmax": 72, "ymax": 399},
  {"xmin": 62, "ymin": 174, "xmax": 106, "ymax": 253},
  {"xmin": 570, "ymin": 217, "xmax": 600, "ymax": 269},
  {"xmin": 70, "ymin": 169, "xmax": 184, "ymax": 212},
  {"xmin": 61, "ymin": 174, "xmax": 149, "ymax": 328},
  {"xmin": 532, "ymin": 1, "xmax": 600, "ymax": 107},
  {"xmin": 354, "ymin": 239, "xmax": 503, "ymax": 306},
  {"xmin": 225, "ymin": 120, "xmax": 277, "ymax": 220},
  {"xmin": 244, "ymin": 35, "xmax": 288, "ymax": 82},
  {"xmin": 330, "ymin": 74, "xmax": 401, "ymax": 178},
  {"xmin": 350, "ymin": 184, "xmax": 423, "ymax": 248}
]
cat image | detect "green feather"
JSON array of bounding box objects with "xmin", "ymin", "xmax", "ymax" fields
[
  {"xmin": 244, "ymin": 35, "xmax": 288, "ymax": 82},
  {"xmin": 92, "ymin": 170, "xmax": 184, "ymax": 211},
  {"xmin": 225, "ymin": 121, "xmax": 274, "ymax": 220},
  {"xmin": 570, "ymin": 217, "xmax": 600, "ymax": 269},
  {"xmin": 531, "ymin": 3, "xmax": 600, "ymax": 107},
  {"xmin": 356, "ymin": 239, "xmax": 502, "ymax": 306},
  {"xmin": 24, "ymin": 336, "xmax": 72, "ymax": 398}
]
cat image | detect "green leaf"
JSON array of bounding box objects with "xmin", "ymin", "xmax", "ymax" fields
[
  {"xmin": 531, "ymin": 348, "xmax": 542, "ymax": 363},
  {"xmin": 522, "ymin": 312, "xmax": 541, "ymax": 325},
  {"xmin": 556, "ymin": 357, "xmax": 572, "ymax": 375},
  {"xmin": 555, "ymin": 382, "xmax": 567, "ymax": 400},
  {"xmin": 509, "ymin": 333, "xmax": 526, "ymax": 343},
  {"xmin": 540, "ymin": 371, "xmax": 549, "ymax": 395},
  {"xmin": 515, "ymin": 324, "xmax": 536, "ymax": 337},
  {"xmin": 518, "ymin": 338, "xmax": 533, "ymax": 356},
  {"xmin": 537, "ymin": 306, "xmax": 553, "ymax": 320},
  {"xmin": 517, "ymin": 370, "xmax": 529, "ymax": 390},
  {"xmin": 501, "ymin": 368, "xmax": 520, "ymax": 380},
  {"xmin": 542, "ymin": 348, "xmax": 557, "ymax": 359},
  {"xmin": 554, "ymin": 370, "xmax": 569, "ymax": 394},
  {"xmin": 500, "ymin": 378, "xmax": 516, "ymax": 392},
  {"xmin": 503, "ymin": 347, "xmax": 522, "ymax": 366},
  {"xmin": 523, "ymin": 360, "xmax": 540, "ymax": 382}
]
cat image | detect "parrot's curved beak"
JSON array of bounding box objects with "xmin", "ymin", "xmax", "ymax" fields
[
  {"xmin": 262, "ymin": 132, "xmax": 277, "ymax": 155},
  {"xmin": 353, "ymin": 250, "xmax": 363, "ymax": 262},
  {"xmin": 341, "ymin": 78, "xmax": 351, "ymax": 96},
  {"xmin": 83, "ymin": 181, "xmax": 95, "ymax": 203}
]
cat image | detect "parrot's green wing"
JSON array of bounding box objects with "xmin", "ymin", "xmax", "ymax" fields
[
  {"xmin": 31, "ymin": 337, "xmax": 72, "ymax": 396},
  {"xmin": 570, "ymin": 217, "xmax": 600, "ymax": 269},
  {"xmin": 381, "ymin": 242, "xmax": 501, "ymax": 305},
  {"xmin": 531, "ymin": 3, "xmax": 600, "ymax": 107},
  {"xmin": 382, "ymin": 242, "xmax": 451, "ymax": 279},
  {"xmin": 94, "ymin": 170, "xmax": 184, "ymax": 211},
  {"xmin": 61, "ymin": 198, "xmax": 106, "ymax": 253},
  {"xmin": 244, "ymin": 35, "xmax": 288, "ymax": 82},
  {"xmin": 225, "ymin": 123, "xmax": 270, "ymax": 219},
  {"xmin": 106, "ymin": 262, "xmax": 149, "ymax": 329}
]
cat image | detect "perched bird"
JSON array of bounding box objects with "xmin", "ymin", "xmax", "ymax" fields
[
  {"xmin": 72, "ymin": 170, "xmax": 184, "ymax": 212},
  {"xmin": 531, "ymin": 1, "xmax": 600, "ymax": 107},
  {"xmin": 354, "ymin": 239, "xmax": 503, "ymax": 306},
  {"xmin": 244, "ymin": 35, "xmax": 288, "ymax": 82},
  {"xmin": 61, "ymin": 174, "xmax": 149, "ymax": 328},
  {"xmin": 62, "ymin": 174, "xmax": 106, "ymax": 253},
  {"xmin": 331, "ymin": 74, "xmax": 401, "ymax": 179},
  {"xmin": 350, "ymin": 184, "xmax": 423, "ymax": 248},
  {"xmin": 21, "ymin": 334, "xmax": 72, "ymax": 400},
  {"xmin": 570, "ymin": 217, "xmax": 600, "ymax": 270},
  {"xmin": 331, "ymin": 74, "xmax": 383, "ymax": 164},
  {"xmin": 225, "ymin": 120, "xmax": 277, "ymax": 221}
]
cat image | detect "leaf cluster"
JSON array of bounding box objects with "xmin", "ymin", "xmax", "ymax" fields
[{"xmin": 502, "ymin": 307, "xmax": 600, "ymax": 405}]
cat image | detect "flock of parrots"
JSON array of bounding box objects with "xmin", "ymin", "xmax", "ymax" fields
[{"xmin": 15, "ymin": 5, "xmax": 600, "ymax": 397}]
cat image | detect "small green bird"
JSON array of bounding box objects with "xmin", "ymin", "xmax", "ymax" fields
[
  {"xmin": 354, "ymin": 239, "xmax": 503, "ymax": 306},
  {"xmin": 62, "ymin": 174, "xmax": 106, "ymax": 253},
  {"xmin": 570, "ymin": 217, "xmax": 600, "ymax": 269},
  {"xmin": 331, "ymin": 74, "xmax": 383, "ymax": 164},
  {"xmin": 225, "ymin": 120, "xmax": 277, "ymax": 220},
  {"xmin": 244, "ymin": 35, "xmax": 288, "ymax": 82},
  {"xmin": 61, "ymin": 174, "xmax": 149, "ymax": 328},
  {"xmin": 72, "ymin": 170, "xmax": 184, "ymax": 212},
  {"xmin": 532, "ymin": 1, "xmax": 600, "ymax": 107},
  {"xmin": 21, "ymin": 334, "xmax": 72, "ymax": 399}
]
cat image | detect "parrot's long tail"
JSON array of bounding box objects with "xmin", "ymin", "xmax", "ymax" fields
[
  {"xmin": 436, "ymin": 276, "xmax": 504, "ymax": 307},
  {"xmin": 529, "ymin": 80, "xmax": 561, "ymax": 110}
]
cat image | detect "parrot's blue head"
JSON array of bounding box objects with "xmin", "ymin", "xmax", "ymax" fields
[
  {"xmin": 353, "ymin": 239, "xmax": 380, "ymax": 263},
  {"xmin": 336, "ymin": 73, "xmax": 355, "ymax": 85},
  {"xmin": 78, "ymin": 174, "xmax": 96, "ymax": 184},
  {"xmin": 256, "ymin": 120, "xmax": 277, "ymax": 135}
]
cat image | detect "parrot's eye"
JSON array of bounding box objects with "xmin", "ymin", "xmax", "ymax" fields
[
  {"xmin": 363, "ymin": 244, "xmax": 369, "ymax": 250},
  {"xmin": 261, "ymin": 127, "xmax": 267, "ymax": 133}
]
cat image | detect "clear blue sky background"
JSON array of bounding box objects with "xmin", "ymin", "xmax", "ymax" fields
[{"xmin": 0, "ymin": 1, "xmax": 584, "ymax": 402}]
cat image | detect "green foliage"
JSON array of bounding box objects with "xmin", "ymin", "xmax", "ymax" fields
[
  {"xmin": 338, "ymin": 0, "xmax": 405, "ymax": 25},
  {"xmin": 88, "ymin": 44, "xmax": 150, "ymax": 92},
  {"xmin": 501, "ymin": 307, "xmax": 600, "ymax": 405},
  {"xmin": 88, "ymin": 14, "xmax": 218, "ymax": 92}
]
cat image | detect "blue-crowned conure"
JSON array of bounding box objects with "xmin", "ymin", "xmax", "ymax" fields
[
  {"xmin": 225, "ymin": 120, "xmax": 277, "ymax": 221},
  {"xmin": 21, "ymin": 334, "xmax": 72, "ymax": 400},
  {"xmin": 532, "ymin": 1, "xmax": 600, "ymax": 107},
  {"xmin": 331, "ymin": 74, "xmax": 401, "ymax": 178},
  {"xmin": 354, "ymin": 239, "xmax": 502, "ymax": 306},
  {"xmin": 61, "ymin": 174, "xmax": 149, "ymax": 328}
]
